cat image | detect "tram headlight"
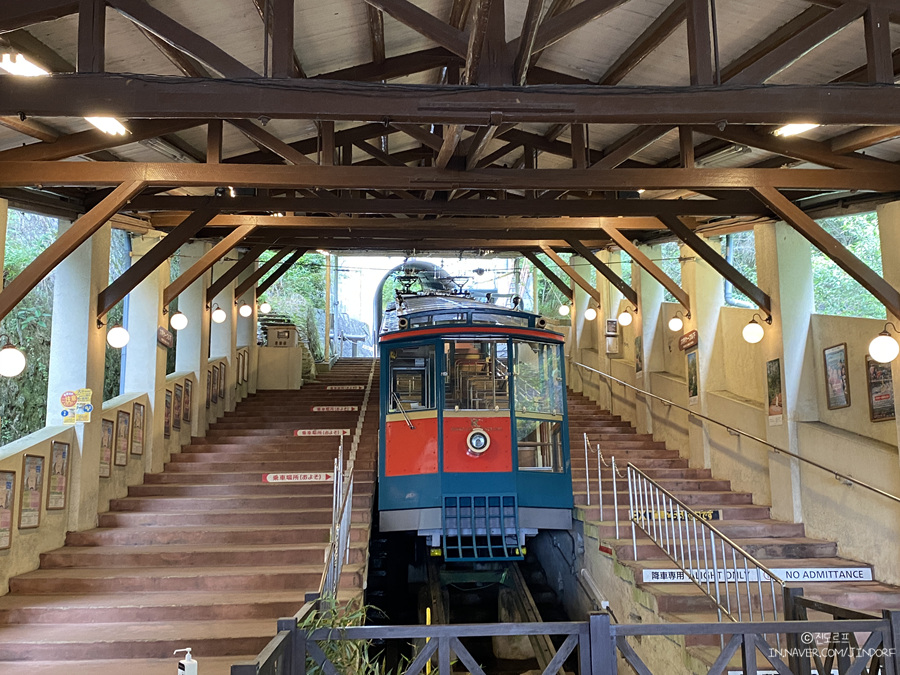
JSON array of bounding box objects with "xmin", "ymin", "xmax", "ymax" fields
[{"xmin": 466, "ymin": 428, "xmax": 491, "ymax": 456}]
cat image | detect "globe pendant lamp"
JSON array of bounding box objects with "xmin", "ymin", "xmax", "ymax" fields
[
  {"xmin": 106, "ymin": 325, "xmax": 130, "ymax": 349},
  {"xmin": 170, "ymin": 311, "xmax": 189, "ymax": 331},
  {"xmin": 618, "ymin": 309, "xmax": 634, "ymax": 326},
  {"xmin": 211, "ymin": 304, "xmax": 227, "ymax": 324},
  {"xmin": 742, "ymin": 313, "xmax": 768, "ymax": 344},
  {"xmin": 0, "ymin": 335, "xmax": 26, "ymax": 377},
  {"xmin": 869, "ymin": 323, "xmax": 900, "ymax": 363}
]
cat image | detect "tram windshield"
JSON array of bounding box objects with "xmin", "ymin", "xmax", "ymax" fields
[
  {"xmin": 516, "ymin": 418, "xmax": 563, "ymax": 472},
  {"xmin": 513, "ymin": 341, "xmax": 564, "ymax": 416},
  {"xmin": 443, "ymin": 339, "xmax": 510, "ymax": 411},
  {"xmin": 388, "ymin": 344, "xmax": 436, "ymax": 411}
]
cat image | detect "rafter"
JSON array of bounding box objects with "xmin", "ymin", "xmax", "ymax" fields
[
  {"xmin": 98, "ymin": 207, "xmax": 219, "ymax": 317},
  {"xmin": 522, "ymin": 251, "xmax": 574, "ymax": 301},
  {"xmin": 313, "ymin": 47, "xmax": 459, "ymax": 82},
  {"xmin": 206, "ymin": 244, "xmax": 269, "ymax": 304},
  {"xmin": 361, "ymin": 0, "xmax": 468, "ymax": 57},
  {"xmin": 0, "ymin": 116, "xmax": 59, "ymax": 143},
  {"xmin": 233, "ymin": 248, "xmax": 293, "ymax": 298},
  {"xmin": 517, "ymin": 0, "xmax": 631, "ymax": 56},
  {"xmin": 254, "ymin": 249, "xmax": 306, "ymax": 297},
  {"xmin": 752, "ymin": 186, "xmax": 900, "ymax": 320},
  {"xmin": 0, "ymin": 0, "xmax": 77, "ymax": 33},
  {"xmin": 367, "ymin": 5, "xmax": 386, "ymax": 65},
  {"xmin": 0, "ymin": 181, "xmax": 147, "ymax": 323},
  {"xmin": 829, "ymin": 125, "xmax": 900, "ymax": 153},
  {"xmin": 540, "ymin": 245, "xmax": 605, "ymax": 306},
  {"xmin": 513, "ymin": 0, "xmax": 546, "ymax": 85},
  {"xmin": 599, "ymin": 0, "xmax": 685, "ymax": 85},
  {"xmin": 228, "ymin": 119, "xmax": 317, "ymax": 166},
  {"xmin": 566, "ymin": 239, "xmax": 638, "ymax": 306},
  {"xmin": 163, "ymin": 224, "xmax": 258, "ymax": 307}
]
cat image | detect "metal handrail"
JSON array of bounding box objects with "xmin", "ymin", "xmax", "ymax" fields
[
  {"xmin": 390, "ymin": 391, "xmax": 415, "ymax": 429},
  {"xmin": 628, "ymin": 463, "xmax": 784, "ymax": 628},
  {"xmin": 572, "ymin": 361, "xmax": 900, "ymax": 506}
]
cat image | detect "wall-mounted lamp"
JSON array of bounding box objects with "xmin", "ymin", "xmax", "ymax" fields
[
  {"xmin": 584, "ymin": 306, "xmax": 598, "ymax": 321},
  {"xmin": 742, "ymin": 313, "xmax": 770, "ymax": 344},
  {"xmin": 558, "ymin": 303, "xmax": 571, "ymax": 317},
  {"xmin": 106, "ymin": 325, "xmax": 130, "ymax": 349},
  {"xmin": 0, "ymin": 334, "xmax": 26, "ymax": 377},
  {"xmin": 211, "ymin": 304, "xmax": 227, "ymax": 324},
  {"xmin": 170, "ymin": 311, "xmax": 189, "ymax": 331},
  {"xmin": 618, "ymin": 307, "xmax": 636, "ymax": 327},
  {"xmin": 238, "ymin": 303, "xmax": 253, "ymax": 318},
  {"xmin": 259, "ymin": 302, "xmax": 272, "ymax": 315},
  {"xmin": 668, "ymin": 310, "xmax": 688, "ymax": 332},
  {"xmin": 869, "ymin": 322, "xmax": 900, "ymax": 363}
]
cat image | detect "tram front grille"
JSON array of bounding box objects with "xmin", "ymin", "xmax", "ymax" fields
[{"xmin": 442, "ymin": 494, "xmax": 522, "ymax": 561}]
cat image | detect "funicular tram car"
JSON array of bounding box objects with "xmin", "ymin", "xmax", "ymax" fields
[{"xmin": 378, "ymin": 293, "xmax": 573, "ymax": 561}]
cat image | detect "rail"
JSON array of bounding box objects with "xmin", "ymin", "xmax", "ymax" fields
[
  {"xmin": 582, "ymin": 432, "xmax": 625, "ymax": 539},
  {"xmin": 628, "ymin": 463, "xmax": 785, "ymax": 628},
  {"xmin": 232, "ymin": 612, "xmax": 900, "ymax": 675},
  {"xmin": 572, "ymin": 361, "xmax": 900, "ymax": 507}
]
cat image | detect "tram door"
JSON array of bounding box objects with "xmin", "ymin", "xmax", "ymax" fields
[{"xmin": 382, "ymin": 342, "xmax": 441, "ymax": 510}]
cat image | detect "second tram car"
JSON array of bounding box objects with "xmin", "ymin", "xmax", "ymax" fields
[{"xmin": 378, "ymin": 293, "xmax": 573, "ymax": 561}]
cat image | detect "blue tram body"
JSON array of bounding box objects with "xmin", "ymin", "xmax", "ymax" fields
[{"xmin": 378, "ymin": 294, "xmax": 573, "ymax": 561}]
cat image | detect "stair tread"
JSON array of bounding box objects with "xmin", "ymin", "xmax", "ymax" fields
[
  {"xmin": 15, "ymin": 563, "xmax": 363, "ymax": 580},
  {"xmin": 6, "ymin": 657, "xmax": 257, "ymax": 674},
  {"xmin": 0, "ymin": 619, "xmax": 280, "ymax": 643},
  {"xmin": 0, "ymin": 590, "xmax": 311, "ymax": 611}
]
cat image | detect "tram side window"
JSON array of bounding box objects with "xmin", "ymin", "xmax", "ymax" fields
[
  {"xmin": 516, "ymin": 419, "xmax": 563, "ymax": 472},
  {"xmin": 514, "ymin": 341, "xmax": 564, "ymax": 416},
  {"xmin": 389, "ymin": 345, "xmax": 436, "ymax": 411},
  {"xmin": 444, "ymin": 339, "xmax": 510, "ymax": 410}
]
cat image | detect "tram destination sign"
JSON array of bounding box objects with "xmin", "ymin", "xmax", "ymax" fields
[
  {"xmin": 293, "ymin": 428, "xmax": 351, "ymax": 436},
  {"xmin": 642, "ymin": 567, "xmax": 873, "ymax": 583},
  {"xmin": 311, "ymin": 405, "xmax": 359, "ymax": 412}
]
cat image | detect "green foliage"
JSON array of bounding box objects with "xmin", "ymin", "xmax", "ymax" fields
[
  {"xmin": 297, "ymin": 597, "xmax": 402, "ymax": 675},
  {"xmin": 102, "ymin": 229, "xmax": 132, "ymax": 401},
  {"xmin": 257, "ymin": 252, "xmax": 327, "ymax": 361},
  {"xmin": 721, "ymin": 231, "xmax": 758, "ymax": 306},
  {"xmin": 1, "ymin": 210, "xmax": 57, "ymax": 445},
  {"xmin": 658, "ymin": 242, "xmax": 682, "ymax": 303},
  {"xmin": 535, "ymin": 254, "xmax": 572, "ymax": 319},
  {"xmin": 812, "ymin": 212, "xmax": 885, "ymax": 319}
]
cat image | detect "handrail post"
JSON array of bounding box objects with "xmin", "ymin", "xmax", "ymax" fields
[
  {"xmin": 583, "ymin": 433, "xmax": 591, "ymax": 506},
  {"xmin": 597, "ymin": 443, "xmax": 603, "ymax": 522},
  {"xmin": 276, "ymin": 617, "xmax": 296, "ymax": 674},
  {"xmin": 589, "ymin": 613, "xmax": 617, "ymax": 675},
  {"xmin": 885, "ymin": 609, "xmax": 900, "ymax": 675},
  {"xmin": 611, "ymin": 455, "xmax": 619, "ymax": 539}
]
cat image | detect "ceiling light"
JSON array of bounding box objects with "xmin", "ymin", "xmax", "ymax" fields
[
  {"xmin": 106, "ymin": 325, "xmax": 130, "ymax": 349},
  {"xmin": 211, "ymin": 304, "xmax": 227, "ymax": 324},
  {"xmin": 742, "ymin": 317, "xmax": 765, "ymax": 344},
  {"xmin": 259, "ymin": 302, "xmax": 272, "ymax": 315},
  {"xmin": 869, "ymin": 323, "xmax": 900, "ymax": 363},
  {"xmin": 696, "ymin": 144, "xmax": 751, "ymax": 167},
  {"xmin": 85, "ymin": 117, "xmax": 129, "ymax": 136},
  {"xmin": 618, "ymin": 310, "xmax": 633, "ymax": 327},
  {"xmin": 238, "ymin": 303, "xmax": 253, "ymax": 318},
  {"xmin": 228, "ymin": 186, "xmax": 236, "ymax": 198},
  {"xmin": 0, "ymin": 335, "xmax": 26, "ymax": 377},
  {"xmin": 773, "ymin": 123, "xmax": 820, "ymax": 138},
  {"xmin": 636, "ymin": 189, "xmax": 646, "ymax": 194},
  {"xmin": 170, "ymin": 311, "xmax": 189, "ymax": 331},
  {"xmin": 584, "ymin": 307, "xmax": 597, "ymax": 321},
  {"xmin": 558, "ymin": 304, "xmax": 570, "ymax": 317},
  {"xmin": 317, "ymin": 249, "xmax": 330, "ymax": 256},
  {"xmin": 0, "ymin": 54, "xmax": 49, "ymax": 76}
]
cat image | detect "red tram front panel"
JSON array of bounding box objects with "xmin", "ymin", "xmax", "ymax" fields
[
  {"xmin": 384, "ymin": 413, "xmax": 439, "ymax": 477},
  {"xmin": 442, "ymin": 413, "xmax": 512, "ymax": 473}
]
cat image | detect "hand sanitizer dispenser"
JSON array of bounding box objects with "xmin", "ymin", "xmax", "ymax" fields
[{"xmin": 174, "ymin": 648, "xmax": 198, "ymax": 675}]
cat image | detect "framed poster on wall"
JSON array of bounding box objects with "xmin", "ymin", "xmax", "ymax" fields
[
  {"xmin": 686, "ymin": 350, "xmax": 699, "ymax": 406},
  {"xmin": 183, "ymin": 379, "xmax": 192, "ymax": 423},
  {"xmin": 19, "ymin": 454, "xmax": 44, "ymax": 529},
  {"xmin": 131, "ymin": 402, "xmax": 145, "ymax": 456},
  {"xmin": 823, "ymin": 343, "xmax": 850, "ymax": 410},
  {"xmin": 218, "ymin": 364, "xmax": 226, "ymax": 399},
  {"xmin": 767, "ymin": 358, "xmax": 784, "ymax": 426},
  {"xmin": 115, "ymin": 410, "xmax": 130, "ymax": 466},
  {"xmin": 99, "ymin": 419, "xmax": 113, "ymax": 477},
  {"xmin": 206, "ymin": 370, "xmax": 212, "ymax": 408},
  {"xmin": 866, "ymin": 355, "xmax": 895, "ymax": 422},
  {"xmin": 211, "ymin": 367, "xmax": 218, "ymax": 404},
  {"xmin": 47, "ymin": 441, "xmax": 70, "ymax": 510},
  {"xmin": 173, "ymin": 384, "xmax": 183, "ymax": 431},
  {"xmin": 164, "ymin": 390, "xmax": 172, "ymax": 438},
  {"xmin": 0, "ymin": 470, "xmax": 14, "ymax": 549}
]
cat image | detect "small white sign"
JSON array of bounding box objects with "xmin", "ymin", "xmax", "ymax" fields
[
  {"xmin": 326, "ymin": 385, "xmax": 365, "ymax": 391},
  {"xmin": 312, "ymin": 405, "xmax": 359, "ymax": 412},
  {"xmin": 293, "ymin": 428, "xmax": 351, "ymax": 436},
  {"xmin": 263, "ymin": 472, "xmax": 333, "ymax": 484},
  {"xmin": 643, "ymin": 567, "xmax": 872, "ymax": 584}
]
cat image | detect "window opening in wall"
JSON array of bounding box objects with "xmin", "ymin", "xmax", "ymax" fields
[
  {"xmin": 619, "ymin": 252, "xmax": 632, "ymax": 286},
  {"xmin": 103, "ymin": 228, "xmax": 131, "ymax": 400},
  {"xmin": 812, "ymin": 212, "xmax": 885, "ymax": 320},
  {"xmin": 658, "ymin": 242, "xmax": 682, "ymax": 303},
  {"xmin": 722, "ymin": 231, "xmax": 758, "ymax": 307},
  {"xmin": 0, "ymin": 209, "xmax": 57, "ymax": 446},
  {"xmin": 535, "ymin": 253, "xmax": 572, "ymax": 321},
  {"xmin": 165, "ymin": 250, "xmax": 180, "ymax": 376}
]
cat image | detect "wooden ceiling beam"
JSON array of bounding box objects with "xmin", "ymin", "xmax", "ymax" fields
[
  {"xmin": 599, "ymin": 0, "xmax": 685, "ymax": 85},
  {"xmin": 367, "ymin": 5, "xmax": 386, "ymax": 65},
  {"xmin": 540, "ymin": 245, "xmax": 604, "ymax": 306},
  {"xmin": 392, "ymin": 124, "xmax": 444, "ymax": 152},
  {"xmin": 206, "ymin": 244, "xmax": 269, "ymax": 304},
  {"xmin": 11, "ymin": 76, "xmax": 900, "ymax": 125},
  {"xmin": 361, "ymin": 0, "xmax": 468, "ymax": 57},
  {"xmin": 657, "ymin": 213, "xmax": 772, "ymax": 319},
  {"xmin": 864, "ymin": 5, "xmax": 893, "ymax": 83},
  {"xmin": 232, "ymin": 247, "xmax": 293, "ymax": 299},
  {"xmin": 4, "ymin": 162, "xmax": 899, "ymax": 192},
  {"xmin": 228, "ymin": 119, "xmax": 317, "ymax": 166},
  {"xmin": 566, "ymin": 238, "xmax": 638, "ymax": 306},
  {"xmin": 77, "ymin": 0, "xmax": 106, "ymax": 73},
  {"xmin": 163, "ymin": 224, "xmax": 257, "ymax": 306},
  {"xmin": 98, "ymin": 206, "xmax": 219, "ymax": 317},
  {"xmin": 0, "ymin": 0, "xmax": 77, "ymax": 33},
  {"xmin": 685, "ymin": 0, "xmax": 713, "ymax": 85},
  {"xmin": 513, "ymin": 0, "xmax": 546, "ymax": 85},
  {"xmin": 0, "ymin": 119, "xmax": 204, "ymax": 162},
  {"xmin": 0, "ymin": 116, "xmax": 59, "ymax": 143},
  {"xmin": 522, "ymin": 251, "xmax": 574, "ymax": 301},
  {"xmin": 592, "ymin": 125, "xmax": 672, "ymax": 170},
  {"xmin": 254, "ymin": 249, "xmax": 306, "ymax": 297},
  {"xmin": 829, "ymin": 125, "xmax": 900, "ymax": 153},
  {"xmin": 520, "ymin": 0, "xmax": 631, "ymax": 56},
  {"xmin": 252, "ymin": 0, "xmax": 306, "ymax": 78},
  {"xmin": 0, "ymin": 180, "xmax": 146, "ymax": 323},
  {"xmin": 752, "ymin": 186, "xmax": 900, "ymax": 320},
  {"xmin": 269, "ymin": 0, "xmax": 296, "ymax": 78},
  {"xmin": 107, "ymin": 0, "xmax": 258, "ymax": 77},
  {"xmin": 313, "ymin": 47, "xmax": 459, "ymax": 82},
  {"xmin": 602, "ymin": 225, "xmax": 691, "ymax": 314}
]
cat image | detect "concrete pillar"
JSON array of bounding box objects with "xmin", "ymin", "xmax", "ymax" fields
[
  {"xmin": 235, "ymin": 267, "xmax": 256, "ymax": 400},
  {"xmin": 44, "ymin": 219, "xmax": 111, "ymax": 531},
  {"xmin": 174, "ymin": 242, "xmax": 212, "ymax": 436},
  {"xmin": 633, "ymin": 245, "xmax": 665, "ymax": 435},
  {"xmin": 678, "ymin": 240, "xmax": 725, "ymax": 468},
  {"xmin": 569, "ymin": 255, "xmax": 591, "ymax": 393},
  {"xmin": 875, "ymin": 202, "xmax": 900, "ymax": 467},
  {"xmin": 122, "ymin": 232, "xmax": 170, "ymax": 474},
  {"xmin": 754, "ymin": 221, "xmax": 817, "ymax": 523},
  {"xmin": 210, "ymin": 259, "xmax": 238, "ymax": 412}
]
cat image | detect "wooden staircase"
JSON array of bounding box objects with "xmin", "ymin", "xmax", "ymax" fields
[
  {"xmin": 0, "ymin": 358, "xmax": 378, "ymax": 674},
  {"xmin": 567, "ymin": 389, "xmax": 900, "ymax": 660}
]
